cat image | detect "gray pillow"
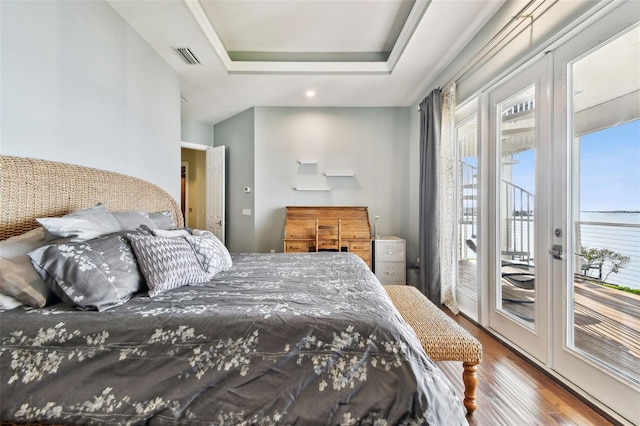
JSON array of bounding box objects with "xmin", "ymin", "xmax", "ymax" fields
[
  {"xmin": 37, "ymin": 204, "xmax": 121, "ymax": 242},
  {"xmin": 148, "ymin": 211, "xmax": 176, "ymax": 230},
  {"xmin": 0, "ymin": 227, "xmax": 52, "ymax": 307},
  {"xmin": 128, "ymin": 235, "xmax": 210, "ymax": 297},
  {"xmin": 151, "ymin": 228, "xmax": 191, "ymax": 238},
  {"xmin": 28, "ymin": 229, "xmax": 148, "ymax": 311},
  {"xmin": 112, "ymin": 211, "xmax": 158, "ymax": 231},
  {"xmin": 186, "ymin": 231, "xmax": 232, "ymax": 278}
]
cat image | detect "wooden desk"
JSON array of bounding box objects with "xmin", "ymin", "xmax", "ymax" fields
[{"xmin": 283, "ymin": 206, "xmax": 372, "ymax": 269}]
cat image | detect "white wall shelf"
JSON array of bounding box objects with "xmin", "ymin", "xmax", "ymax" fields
[
  {"xmin": 294, "ymin": 187, "xmax": 330, "ymax": 191},
  {"xmin": 297, "ymin": 160, "xmax": 317, "ymax": 165},
  {"xmin": 324, "ymin": 172, "xmax": 355, "ymax": 177}
]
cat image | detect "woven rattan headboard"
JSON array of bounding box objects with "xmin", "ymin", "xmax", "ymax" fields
[{"xmin": 0, "ymin": 155, "xmax": 184, "ymax": 241}]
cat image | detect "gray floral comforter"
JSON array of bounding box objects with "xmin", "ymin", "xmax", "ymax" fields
[{"xmin": 0, "ymin": 252, "xmax": 466, "ymax": 425}]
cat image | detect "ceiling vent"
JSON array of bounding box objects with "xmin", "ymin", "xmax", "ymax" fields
[{"xmin": 173, "ymin": 47, "xmax": 201, "ymax": 65}]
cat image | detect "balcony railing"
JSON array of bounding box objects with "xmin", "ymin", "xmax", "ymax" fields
[
  {"xmin": 502, "ymin": 179, "xmax": 534, "ymax": 263},
  {"xmin": 576, "ymin": 220, "xmax": 640, "ymax": 289}
]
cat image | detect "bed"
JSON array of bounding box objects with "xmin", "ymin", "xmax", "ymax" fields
[{"xmin": 0, "ymin": 155, "xmax": 467, "ymax": 425}]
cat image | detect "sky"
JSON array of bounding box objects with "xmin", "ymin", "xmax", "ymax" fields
[
  {"xmin": 579, "ymin": 120, "xmax": 640, "ymax": 211},
  {"xmin": 510, "ymin": 120, "xmax": 640, "ymax": 212}
]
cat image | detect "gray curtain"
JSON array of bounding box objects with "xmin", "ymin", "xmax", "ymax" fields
[{"xmin": 418, "ymin": 89, "xmax": 442, "ymax": 305}]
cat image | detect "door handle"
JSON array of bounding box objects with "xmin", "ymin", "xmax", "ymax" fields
[
  {"xmin": 216, "ymin": 220, "xmax": 222, "ymax": 225},
  {"xmin": 549, "ymin": 244, "xmax": 563, "ymax": 260}
]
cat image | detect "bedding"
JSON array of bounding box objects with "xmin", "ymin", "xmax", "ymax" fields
[
  {"xmin": 0, "ymin": 156, "xmax": 465, "ymax": 424},
  {"xmin": 0, "ymin": 252, "xmax": 467, "ymax": 425}
]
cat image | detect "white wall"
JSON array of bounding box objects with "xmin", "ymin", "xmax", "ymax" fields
[
  {"xmin": 1, "ymin": 1, "xmax": 181, "ymax": 201},
  {"xmin": 254, "ymin": 107, "xmax": 410, "ymax": 253},
  {"xmin": 181, "ymin": 117, "xmax": 214, "ymax": 147},
  {"xmin": 214, "ymin": 108, "xmax": 256, "ymax": 253}
]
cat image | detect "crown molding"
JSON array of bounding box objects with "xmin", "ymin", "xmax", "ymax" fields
[{"xmin": 183, "ymin": 0, "xmax": 430, "ymax": 75}]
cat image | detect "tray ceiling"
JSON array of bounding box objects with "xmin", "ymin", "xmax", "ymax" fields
[{"xmin": 108, "ymin": 0, "xmax": 507, "ymax": 124}]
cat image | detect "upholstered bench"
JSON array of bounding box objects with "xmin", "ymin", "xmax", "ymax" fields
[{"xmin": 384, "ymin": 285, "xmax": 482, "ymax": 414}]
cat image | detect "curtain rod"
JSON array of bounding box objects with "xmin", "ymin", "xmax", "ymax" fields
[
  {"xmin": 417, "ymin": 0, "xmax": 542, "ymax": 112},
  {"xmin": 437, "ymin": 0, "xmax": 539, "ymax": 91}
]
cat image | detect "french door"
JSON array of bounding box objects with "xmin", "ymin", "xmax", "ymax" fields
[
  {"xmin": 484, "ymin": 5, "xmax": 639, "ymax": 423},
  {"xmin": 487, "ymin": 56, "xmax": 551, "ymax": 364},
  {"xmin": 551, "ymin": 16, "xmax": 639, "ymax": 424}
]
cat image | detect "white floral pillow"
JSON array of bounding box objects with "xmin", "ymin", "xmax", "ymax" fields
[
  {"xmin": 128, "ymin": 235, "xmax": 210, "ymax": 297},
  {"xmin": 28, "ymin": 229, "xmax": 148, "ymax": 311},
  {"xmin": 186, "ymin": 231, "xmax": 232, "ymax": 278}
]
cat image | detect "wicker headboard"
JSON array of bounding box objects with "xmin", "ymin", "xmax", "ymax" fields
[{"xmin": 0, "ymin": 155, "xmax": 184, "ymax": 241}]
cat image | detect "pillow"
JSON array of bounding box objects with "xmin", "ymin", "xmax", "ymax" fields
[
  {"xmin": 128, "ymin": 235, "xmax": 210, "ymax": 297},
  {"xmin": 37, "ymin": 204, "xmax": 121, "ymax": 242},
  {"xmin": 151, "ymin": 228, "xmax": 191, "ymax": 238},
  {"xmin": 186, "ymin": 231, "xmax": 232, "ymax": 278},
  {"xmin": 112, "ymin": 211, "xmax": 158, "ymax": 231},
  {"xmin": 0, "ymin": 293, "xmax": 24, "ymax": 310},
  {"xmin": 0, "ymin": 227, "xmax": 52, "ymax": 307},
  {"xmin": 28, "ymin": 229, "xmax": 148, "ymax": 311},
  {"xmin": 148, "ymin": 211, "xmax": 176, "ymax": 230}
]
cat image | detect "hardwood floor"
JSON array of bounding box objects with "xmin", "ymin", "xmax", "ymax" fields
[{"xmin": 436, "ymin": 309, "xmax": 620, "ymax": 426}]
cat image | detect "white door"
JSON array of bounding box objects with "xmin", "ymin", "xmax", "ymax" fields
[
  {"xmin": 551, "ymin": 14, "xmax": 639, "ymax": 423},
  {"xmin": 206, "ymin": 145, "xmax": 225, "ymax": 243},
  {"xmin": 487, "ymin": 56, "xmax": 551, "ymax": 363}
]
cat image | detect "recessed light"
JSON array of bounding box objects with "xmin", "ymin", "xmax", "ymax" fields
[{"xmin": 306, "ymin": 90, "xmax": 315, "ymax": 98}]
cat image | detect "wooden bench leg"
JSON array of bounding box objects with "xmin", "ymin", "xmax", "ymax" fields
[{"xmin": 462, "ymin": 361, "xmax": 479, "ymax": 414}]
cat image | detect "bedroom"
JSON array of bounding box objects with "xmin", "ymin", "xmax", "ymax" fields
[{"xmin": 1, "ymin": 0, "xmax": 639, "ymax": 425}]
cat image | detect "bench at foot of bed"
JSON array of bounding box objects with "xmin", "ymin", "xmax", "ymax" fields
[{"xmin": 384, "ymin": 285, "xmax": 482, "ymax": 414}]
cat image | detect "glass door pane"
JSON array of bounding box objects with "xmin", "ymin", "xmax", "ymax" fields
[
  {"xmin": 569, "ymin": 25, "xmax": 640, "ymax": 383},
  {"xmin": 457, "ymin": 115, "xmax": 478, "ymax": 299},
  {"xmin": 497, "ymin": 86, "xmax": 537, "ymax": 328}
]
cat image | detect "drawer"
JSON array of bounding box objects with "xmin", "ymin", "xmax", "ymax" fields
[
  {"xmin": 349, "ymin": 241, "xmax": 371, "ymax": 252},
  {"xmin": 375, "ymin": 262, "xmax": 406, "ymax": 284},
  {"xmin": 375, "ymin": 242, "xmax": 405, "ymax": 262},
  {"xmin": 285, "ymin": 241, "xmax": 309, "ymax": 252},
  {"xmin": 317, "ymin": 239, "xmax": 339, "ymax": 250}
]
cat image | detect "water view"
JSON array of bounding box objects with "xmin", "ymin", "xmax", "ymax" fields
[
  {"xmin": 578, "ymin": 211, "xmax": 639, "ymax": 290},
  {"xmin": 578, "ymin": 120, "xmax": 640, "ymax": 291}
]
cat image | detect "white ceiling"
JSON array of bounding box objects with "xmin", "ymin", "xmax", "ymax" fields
[
  {"xmin": 204, "ymin": 0, "xmax": 415, "ymax": 56},
  {"xmin": 108, "ymin": 0, "xmax": 507, "ymax": 125}
]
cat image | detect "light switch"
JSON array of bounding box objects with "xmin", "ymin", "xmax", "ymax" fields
[{"xmin": 242, "ymin": 208, "xmax": 252, "ymax": 216}]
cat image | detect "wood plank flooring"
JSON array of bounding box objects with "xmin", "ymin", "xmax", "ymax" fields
[
  {"xmin": 436, "ymin": 309, "xmax": 621, "ymax": 426},
  {"xmin": 459, "ymin": 259, "xmax": 640, "ymax": 382}
]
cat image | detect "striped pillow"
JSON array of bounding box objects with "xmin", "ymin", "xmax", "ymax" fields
[{"xmin": 129, "ymin": 235, "xmax": 209, "ymax": 297}]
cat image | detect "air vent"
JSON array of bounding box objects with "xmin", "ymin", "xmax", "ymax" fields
[{"xmin": 173, "ymin": 47, "xmax": 201, "ymax": 65}]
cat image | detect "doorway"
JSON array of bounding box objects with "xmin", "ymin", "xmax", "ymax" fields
[
  {"xmin": 480, "ymin": 14, "xmax": 639, "ymax": 424},
  {"xmin": 550, "ymin": 22, "xmax": 640, "ymax": 423},
  {"xmin": 180, "ymin": 148, "xmax": 207, "ymax": 229},
  {"xmin": 487, "ymin": 56, "xmax": 551, "ymax": 363}
]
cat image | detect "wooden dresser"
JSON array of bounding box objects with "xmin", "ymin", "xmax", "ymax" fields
[{"xmin": 283, "ymin": 206, "xmax": 373, "ymax": 269}]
